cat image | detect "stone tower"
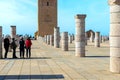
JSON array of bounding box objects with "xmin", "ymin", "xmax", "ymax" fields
[{"xmin": 38, "ymin": 0, "xmax": 57, "ymax": 37}]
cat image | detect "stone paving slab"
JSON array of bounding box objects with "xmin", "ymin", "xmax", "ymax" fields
[{"xmin": 0, "ymin": 39, "xmax": 120, "ymax": 80}]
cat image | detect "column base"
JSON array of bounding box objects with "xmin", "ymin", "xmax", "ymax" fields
[{"xmin": 110, "ymin": 57, "xmax": 120, "ymax": 73}]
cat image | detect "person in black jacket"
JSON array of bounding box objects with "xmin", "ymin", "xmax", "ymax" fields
[
  {"xmin": 11, "ymin": 38, "xmax": 17, "ymax": 58},
  {"xmin": 19, "ymin": 37, "xmax": 25, "ymax": 58},
  {"xmin": 4, "ymin": 37, "xmax": 10, "ymax": 58}
]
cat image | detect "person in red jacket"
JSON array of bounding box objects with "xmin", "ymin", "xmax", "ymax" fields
[{"xmin": 25, "ymin": 37, "xmax": 32, "ymax": 58}]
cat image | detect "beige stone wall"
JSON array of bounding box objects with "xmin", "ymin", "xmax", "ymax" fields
[{"xmin": 38, "ymin": 0, "xmax": 57, "ymax": 37}]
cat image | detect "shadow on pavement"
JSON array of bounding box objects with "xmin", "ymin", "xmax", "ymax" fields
[{"xmin": 0, "ymin": 74, "xmax": 64, "ymax": 79}]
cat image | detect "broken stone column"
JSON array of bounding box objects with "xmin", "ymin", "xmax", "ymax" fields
[
  {"xmin": 85, "ymin": 32, "xmax": 88, "ymax": 45},
  {"xmin": 54, "ymin": 27, "xmax": 60, "ymax": 48},
  {"xmin": 102, "ymin": 36, "xmax": 105, "ymax": 42},
  {"xmin": 47, "ymin": 35, "xmax": 50, "ymax": 45},
  {"xmin": 100, "ymin": 35, "xmax": 102, "ymax": 43},
  {"xmin": 94, "ymin": 32, "xmax": 100, "ymax": 47},
  {"xmin": 0, "ymin": 26, "xmax": 2, "ymax": 59},
  {"xmin": 72, "ymin": 34, "xmax": 75, "ymax": 41},
  {"xmin": 109, "ymin": 0, "xmax": 120, "ymax": 73},
  {"xmin": 69, "ymin": 34, "xmax": 72, "ymax": 44},
  {"xmin": 50, "ymin": 35, "xmax": 54, "ymax": 46},
  {"xmin": 61, "ymin": 32, "xmax": 68, "ymax": 51},
  {"xmin": 90, "ymin": 32, "xmax": 94, "ymax": 42},
  {"xmin": 75, "ymin": 14, "xmax": 86, "ymax": 57},
  {"xmin": 44, "ymin": 35, "xmax": 47, "ymax": 43},
  {"xmin": 11, "ymin": 26, "xmax": 16, "ymax": 38}
]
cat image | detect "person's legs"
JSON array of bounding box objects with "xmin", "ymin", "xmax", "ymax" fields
[
  {"xmin": 4, "ymin": 47, "xmax": 9, "ymax": 58},
  {"xmin": 29, "ymin": 47, "xmax": 31, "ymax": 58},
  {"xmin": 26, "ymin": 48, "xmax": 28, "ymax": 58},
  {"xmin": 22, "ymin": 49, "xmax": 24, "ymax": 58}
]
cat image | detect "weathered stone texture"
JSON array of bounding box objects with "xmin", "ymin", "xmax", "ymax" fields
[
  {"xmin": 61, "ymin": 32, "xmax": 68, "ymax": 51},
  {"xmin": 38, "ymin": 0, "xmax": 57, "ymax": 37},
  {"xmin": 0, "ymin": 26, "xmax": 2, "ymax": 58},
  {"xmin": 94, "ymin": 32, "xmax": 100, "ymax": 47},
  {"xmin": 109, "ymin": 0, "xmax": 120, "ymax": 73},
  {"xmin": 75, "ymin": 14, "xmax": 86, "ymax": 57},
  {"xmin": 54, "ymin": 27, "xmax": 60, "ymax": 48}
]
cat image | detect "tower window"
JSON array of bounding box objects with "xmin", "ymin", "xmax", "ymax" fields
[{"xmin": 47, "ymin": 2, "xmax": 49, "ymax": 6}]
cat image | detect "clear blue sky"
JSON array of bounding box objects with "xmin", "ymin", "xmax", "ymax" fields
[{"xmin": 0, "ymin": 0, "xmax": 109, "ymax": 36}]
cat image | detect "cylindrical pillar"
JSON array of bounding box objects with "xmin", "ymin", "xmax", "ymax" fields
[
  {"xmin": 47, "ymin": 35, "xmax": 50, "ymax": 45},
  {"xmin": 69, "ymin": 35, "xmax": 72, "ymax": 44},
  {"xmin": 54, "ymin": 27, "xmax": 60, "ymax": 48},
  {"xmin": 85, "ymin": 32, "xmax": 88, "ymax": 45},
  {"xmin": 44, "ymin": 35, "xmax": 47, "ymax": 43},
  {"xmin": 94, "ymin": 32, "xmax": 100, "ymax": 47},
  {"xmin": 90, "ymin": 32, "xmax": 94, "ymax": 42},
  {"xmin": 50, "ymin": 35, "xmax": 54, "ymax": 46},
  {"xmin": 102, "ymin": 36, "xmax": 105, "ymax": 43},
  {"xmin": 109, "ymin": 0, "xmax": 120, "ymax": 73},
  {"xmin": 0, "ymin": 26, "xmax": 2, "ymax": 59},
  {"xmin": 11, "ymin": 26, "xmax": 16, "ymax": 38},
  {"xmin": 75, "ymin": 14, "xmax": 86, "ymax": 57},
  {"xmin": 100, "ymin": 35, "xmax": 102, "ymax": 43},
  {"xmin": 61, "ymin": 32, "xmax": 68, "ymax": 51},
  {"xmin": 72, "ymin": 34, "xmax": 75, "ymax": 41}
]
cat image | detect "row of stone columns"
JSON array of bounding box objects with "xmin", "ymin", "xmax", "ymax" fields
[{"xmin": 42, "ymin": 1, "xmax": 120, "ymax": 73}]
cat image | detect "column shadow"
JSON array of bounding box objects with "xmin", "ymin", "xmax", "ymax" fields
[
  {"xmin": 85, "ymin": 56, "xmax": 109, "ymax": 58},
  {"xmin": 0, "ymin": 74, "xmax": 64, "ymax": 79}
]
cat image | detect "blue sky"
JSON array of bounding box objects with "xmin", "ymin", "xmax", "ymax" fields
[{"xmin": 0, "ymin": 0, "xmax": 109, "ymax": 36}]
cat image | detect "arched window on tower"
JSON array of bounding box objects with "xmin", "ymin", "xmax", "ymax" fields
[{"xmin": 47, "ymin": 2, "xmax": 49, "ymax": 6}]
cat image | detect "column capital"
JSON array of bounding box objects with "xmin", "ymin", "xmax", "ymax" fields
[
  {"xmin": 75, "ymin": 14, "xmax": 86, "ymax": 19},
  {"xmin": 108, "ymin": 0, "xmax": 120, "ymax": 6}
]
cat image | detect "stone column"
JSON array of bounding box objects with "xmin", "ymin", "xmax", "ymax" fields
[
  {"xmin": 54, "ymin": 27, "xmax": 60, "ymax": 48},
  {"xmin": 100, "ymin": 35, "xmax": 102, "ymax": 43},
  {"xmin": 47, "ymin": 35, "xmax": 50, "ymax": 45},
  {"xmin": 44, "ymin": 35, "xmax": 47, "ymax": 43},
  {"xmin": 72, "ymin": 34, "xmax": 75, "ymax": 41},
  {"xmin": 50, "ymin": 35, "xmax": 54, "ymax": 46},
  {"xmin": 90, "ymin": 32, "xmax": 94, "ymax": 42},
  {"xmin": 102, "ymin": 36, "xmax": 105, "ymax": 42},
  {"xmin": 75, "ymin": 14, "xmax": 86, "ymax": 57},
  {"xmin": 11, "ymin": 26, "xmax": 16, "ymax": 38},
  {"xmin": 61, "ymin": 32, "xmax": 68, "ymax": 51},
  {"xmin": 109, "ymin": 0, "xmax": 120, "ymax": 73},
  {"xmin": 94, "ymin": 32, "xmax": 100, "ymax": 47},
  {"xmin": 0, "ymin": 26, "xmax": 2, "ymax": 59},
  {"xmin": 69, "ymin": 34, "xmax": 72, "ymax": 44},
  {"xmin": 85, "ymin": 32, "xmax": 88, "ymax": 45}
]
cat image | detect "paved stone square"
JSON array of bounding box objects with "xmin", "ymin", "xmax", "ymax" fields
[{"xmin": 0, "ymin": 40, "xmax": 120, "ymax": 80}]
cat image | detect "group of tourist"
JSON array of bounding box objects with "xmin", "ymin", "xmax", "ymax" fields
[{"xmin": 4, "ymin": 36, "xmax": 32, "ymax": 59}]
